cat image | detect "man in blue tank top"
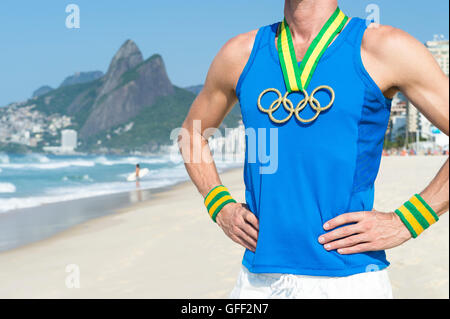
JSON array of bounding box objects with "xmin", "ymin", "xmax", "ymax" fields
[{"xmin": 180, "ymin": 0, "xmax": 449, "ymax": 298}]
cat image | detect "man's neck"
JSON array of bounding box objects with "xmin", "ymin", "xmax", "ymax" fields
[{"xmin": 284, "ymin": 0, "xmax": 338, "ymax": 43}]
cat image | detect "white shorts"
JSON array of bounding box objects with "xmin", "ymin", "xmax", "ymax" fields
[{"xmin": 230, "ymin": 265, "xmax": 393, "ymax": 299}]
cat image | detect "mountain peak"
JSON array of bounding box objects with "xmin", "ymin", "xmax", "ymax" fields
[
  {"xmin": 79, "ymin": 41, "xmax": 175, "ymax": 138},
  {"xmin": 113, "ymin": 39, "xmax": 142, "ymax": 63},
  {"xmin": 98, "ymin": 39, "xmax": 144, "ymax": 97}
]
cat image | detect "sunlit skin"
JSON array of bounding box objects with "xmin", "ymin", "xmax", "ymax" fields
[
  {"xmin": 180, "ymin": 0, "xmax": 449, "ymax": 254},
  {"xmin": 135, "ymin": 164, "xmax": 140, "ymax": 178}
]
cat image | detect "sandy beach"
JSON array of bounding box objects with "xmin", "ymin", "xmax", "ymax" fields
[{"xmin": 0, "ymin": 156, "xmax": 448, "ymax": 299}]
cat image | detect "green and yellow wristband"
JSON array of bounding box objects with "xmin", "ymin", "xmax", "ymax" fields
[
  {"xmin": 204, "ymin": 185, "xmax": 236, "ymax": 222},
  {"xmin": 395, "ymin": 194, "xmax": 439, "ymax": 238}
]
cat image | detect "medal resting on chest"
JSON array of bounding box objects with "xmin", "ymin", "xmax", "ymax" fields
[{"xmin": 258, "ymin": 7, "xmax": 348, "ymax": 124}]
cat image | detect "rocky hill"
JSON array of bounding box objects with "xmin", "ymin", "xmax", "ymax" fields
[
  {"xmin": 7, "ymin": 39, "xmax": 241, "ymax": 153},
  {"xmin": 32, "ymin": 85, "xmax": 54, "ymax": 98},
  {"xmin": 80, "ymin": 40, "xmax": 175, "ymax": 138},
  {"xmin": 59, "ymin": 71, "xmax": 104, "ymax": 88}
]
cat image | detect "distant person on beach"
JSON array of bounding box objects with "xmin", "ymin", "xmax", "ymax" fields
[
  {"xmin": 135, "ymin": 164, "xmax": 140, "ymax": 180},
  {"xmin": 180, "ymin": 0, "xmax": 449, "ymax": 299},
  {"xmin": 135, "ymin": 164, "xmax": 141, "ymax": 188}
]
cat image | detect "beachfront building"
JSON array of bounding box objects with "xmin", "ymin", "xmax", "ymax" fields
[
  {"xmin": 61, "ymin": 129, "xmax": 77, "ymax": 152},
  {"xmin": 425, "ymin": 37, "xmax": 449, "ymax": 149},
  {"xmin": 390, "ymin": 37, "xmax": 449, "ymax": 150},
  {"xmin": 390, "ymin": 115, "xmax": 406, "ymax": 140},
  {"xmin": 391, "ymin": 92, "xmax": 407, "ymax": 116},
  {"xmin": 409, "ymin": 37, "xmax": 449, "ymax": 149},
  {"xmin": 426, "ymin": 36, "xmax": 449, "ymax": 76},
  {"xmin": 385, "ymin": 93, "xmax": 407, "ymax": 143},
  {"xmin": 406, "ymin": 100, "xmax": 448, "ymax": 150},
  {"xmin": 406, "ymin": 100, "xmax": 419, "ymax": 136},
  {"xmin": 43, "ymin": 129, "xmax": 78, "ymax": 154}
]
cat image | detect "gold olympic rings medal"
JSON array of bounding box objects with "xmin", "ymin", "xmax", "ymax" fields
[{"xmin": 257, "ymin": 85, "xmax": 335, "ymax": 124}]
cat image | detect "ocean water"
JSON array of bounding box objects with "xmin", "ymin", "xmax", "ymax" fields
[{"xmin": 0, "ymin": 152, "xmax": 244, "ymax": 213}]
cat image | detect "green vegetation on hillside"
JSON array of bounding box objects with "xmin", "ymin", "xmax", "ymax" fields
[
  {"xmin": 30, "ymin": 79, "xmax": 102, "ymax": 130},
  {"xmin": 32, "ymin": 80, "xmax": 98, "ymax": 115},
  {"xmin": 81, "ymin": 86, "xmax": 242, "ymax": 152},
  {"xmin": 81, "ymin": 87, "xmax": 195, "ymax": 152},
  {"xmin": 11, "ymin": 52, "xmax": 243, "ymax": 154},
  {"xmin": 116, "ymin": 54, "xmax": 162, "ymax": 90}
]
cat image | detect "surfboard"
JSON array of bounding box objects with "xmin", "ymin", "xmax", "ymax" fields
[{"xmin": 127, "ymin": 168, "xmax": 149, "ymax": 182}]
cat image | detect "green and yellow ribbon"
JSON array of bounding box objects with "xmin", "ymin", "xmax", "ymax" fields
[
  {"xmin": 204, "ymin": 185, "xmax": 236, "ymax": 222},
  {"xmin": 277, "ymin": 7, "xmax": 348, "ymax": 92},
  {"xmin": 395, "ymin": 194, "xmax": 439, "ymax": 238}
]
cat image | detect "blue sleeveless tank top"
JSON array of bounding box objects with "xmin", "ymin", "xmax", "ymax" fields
[{"xmin": 236, "ymin": 18, "xmax": 392, "ymax": 276}]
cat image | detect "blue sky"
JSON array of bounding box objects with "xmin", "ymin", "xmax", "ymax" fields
[{"xmin": 0, "ymin": 0, "xmax": 448, "ymax": 106}]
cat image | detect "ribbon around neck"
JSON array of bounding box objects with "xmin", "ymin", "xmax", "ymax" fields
[{"xmin": 277, "ymin": 7, "xmax": 348, "ymax": 92}]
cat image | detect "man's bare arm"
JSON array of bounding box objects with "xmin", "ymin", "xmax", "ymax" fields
[
  {"xmin": 379, "ymin": 27, "xmax": 449, "ymax": 216},
  {"xmin": 362, "ymin": 25, "xmax": 449, "ymax": 216},
  {"xmin": 179, "ymin": 39, "xmax": 240, "ymax": 196},
  {"xmin": 179, "ymin": 31, "xmax": 260, "ymax": 251},
  {"xmin": 320, "ymin": 26, "xmax": 449, "ymax": 254}
]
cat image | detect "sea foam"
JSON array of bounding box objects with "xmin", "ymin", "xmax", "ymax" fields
[{"xmin": 0, "ymin": 182, "xmax": 16, "ymax": 193}]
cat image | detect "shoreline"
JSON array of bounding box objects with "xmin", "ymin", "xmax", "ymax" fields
[
  {"xmin": 0, "ymin": 164, "xmax": 247, "ymax": 298},
  {"xmin": 0, "ymin": 165, "xmax": 243, "ymax": 253},
  {"xmin": 0, "ymin": 156, "xmax": 447, "ymax": 298}
]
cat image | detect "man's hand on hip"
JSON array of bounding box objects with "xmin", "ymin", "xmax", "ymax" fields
[
  {"xmin": 318, "ymin": 210, "xmax": 412, "ymax": 254},
  {"xmin": 216, "ymin": 203, "xmax": 259, "ymax": 252}
]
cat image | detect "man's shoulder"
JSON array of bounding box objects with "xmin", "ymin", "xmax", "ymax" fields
[
  {"xmin": 219, "ymin": 29, "xmax": 260, "ymax": 66},
  {"xmin": 360, "ymin": 23, "xmax": 429, "ymax": 94},
  {"xmin": 362, "ymin": 23, "xmax": 418, "ymax": 59},
  {"xmin": 227, "ymin": 29, "xmax": 260, "ymax": 48},
  {"xmin": 207, "ymin": 28, "xmax": 260, "ymax": 90}
]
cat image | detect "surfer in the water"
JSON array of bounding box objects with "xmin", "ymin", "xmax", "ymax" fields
[
  {"xmin": 135, "ymin": 164, "xmax": 141, "ymax": 188},
  {"xmin": 135, "ymin": 164, "xmax": 140, "ymax": 180}
]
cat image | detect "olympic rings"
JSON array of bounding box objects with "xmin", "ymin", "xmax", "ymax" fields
[{"xmin": 257, "ymin": 85, "xmax": 335, "ymax": 124}]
